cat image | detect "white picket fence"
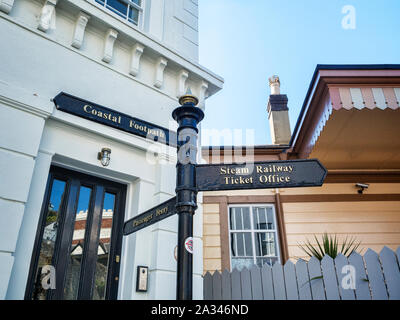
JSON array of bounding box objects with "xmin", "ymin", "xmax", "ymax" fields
[{"xmin": 203, "ymin": 247, "xmax": 400, "ymax": 300}]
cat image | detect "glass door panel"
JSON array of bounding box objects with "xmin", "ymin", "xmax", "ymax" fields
[
  {"xmin": 32, "ymin": 179, "xmax": 66, "ymax": 300},
  {"xmin": 64, "ymin": 186, "xmax": 93, "ymax": 300},
  {"xmin": 93, "ymin": 192, "xmax": 115, "ymax": 300}
]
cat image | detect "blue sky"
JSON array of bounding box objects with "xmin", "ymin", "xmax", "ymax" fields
[{"xmin": 198, "ymin": 0, "xmax": 400, "ymax": 146}]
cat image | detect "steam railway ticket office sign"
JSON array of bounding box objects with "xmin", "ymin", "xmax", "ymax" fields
[{"xmin": 195, "ymin": 159, "xmax": 327, "ymax": 192}]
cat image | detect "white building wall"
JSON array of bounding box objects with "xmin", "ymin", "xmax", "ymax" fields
[{"xmin": 0, "ymin": 0, "xmax": 222, "ymax": 300}]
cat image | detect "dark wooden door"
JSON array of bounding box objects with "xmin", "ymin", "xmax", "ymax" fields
[{"xmin": 26, "ymin": 166, "xmax": 126, "ymax": 300}]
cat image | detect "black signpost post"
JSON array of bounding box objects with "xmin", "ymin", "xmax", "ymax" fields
[
  {"xmin": 172, "ymin": 93, "xmax": 204, "ymax": 300},
  {"xmin": 122, "ymin": 92, "xmax": 328, "ymax": 301}
]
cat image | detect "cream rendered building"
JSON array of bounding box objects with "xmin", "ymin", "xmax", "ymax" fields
[{"xmin": 0, "ymin": 0, "xmax": 223, "ymax": 299}]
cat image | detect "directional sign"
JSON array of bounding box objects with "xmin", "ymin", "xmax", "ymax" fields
[
  {"xmin": 54, "ymin": 92, "xmax": 177, "ymax": 147},
  {"xmin": 196, "ymin": 159, "xmax": 327, "ymax": 192},
  {"xmin": 123, "ymin": 197, "xmax": 176, "ymax": 235}
]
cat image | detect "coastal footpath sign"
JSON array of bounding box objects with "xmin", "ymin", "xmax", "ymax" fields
[{"xmin": 53, "ymin": 92, "xmax": 177, "ymax": 147}]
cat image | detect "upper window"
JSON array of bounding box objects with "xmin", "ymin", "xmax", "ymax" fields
[
  {"xmin": 95, "ymin": 0, "xmax": 143, "ymax": 26},
  {"xmin": 229, "ymin": 205, "xmax": 280, "ymax": 271}
]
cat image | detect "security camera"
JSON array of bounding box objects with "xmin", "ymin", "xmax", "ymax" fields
[{"xmin": 355, "ymin": 183, "xmax": 369, "ymax": 194}]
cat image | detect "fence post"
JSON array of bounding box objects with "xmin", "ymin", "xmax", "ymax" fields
[
  {"xmin": 348, "ymin": 252, "xmax": 371, "ymax": 300},
  {"xmin": 321, "ymin": 255, "xmax": 340, "ymax": 300},
  {"xmin": 295, "ymin": 259, "xmax": 312, "ymax": 300},
  {"xmin": 203, "ymin": 272, "xmax": 213, "ymax": 300},
  {"xmin": 379, "ymin": 247, "xmax": 400, "ymax": 299},
  {"xmin": 364, "ymin": 249, "xmax": 388, "ymax": 300},
  {"xmin": 308, "ymin": 256, "xmax": 326, "ymax": 300},
  {"xmin": 261, "ymin": 264, "xmax": 274, "ymax": 300},
  {"xmin": 231, "ymin": 269, "xmax": 241, "ymax": 300},
  {"xmin": 334, "ymin": 253, "xmax": 355, "ymax": 300},
  {"xmin": 250, "ymin": 265, "xmax": 263, "ymax": 300},
  {"xmin": 284, "ymin": 260, "xmax": 299, "ymax": 300},
  {"xmin": 221, "ymin": 269, "xmax": 232, "ymax": 300},
  {"xmin": 272, "ymin": 262, "xmax": 286, "ymax": 300}
]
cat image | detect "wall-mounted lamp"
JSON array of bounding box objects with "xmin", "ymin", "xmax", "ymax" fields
[
  {"xmin": 98, "ymin": 147, "xmax": 111, "ymax": 167},
  {"xmin": 355, "ymin": 183, "xmax": 369, "ymax": 194}
]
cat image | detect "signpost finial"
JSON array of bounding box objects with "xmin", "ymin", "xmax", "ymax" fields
[{"xmin": 178, "ymin": 87, "xmax": 199, "ymax": 106}]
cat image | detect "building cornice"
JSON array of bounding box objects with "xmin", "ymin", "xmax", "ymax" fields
[
  {"xmin": 0, "ymin": 11, "xmax": 192, "ymax": 103},
  {"xmin": 0, "ymin": 81, "xmax": 53, "ymax": 119},
  {"xmin": 67, "ymin": 0, "xmax": 224, "ymax": 94},
  {"xmin": 1, "ymin": 1, "xmax": 223, "ymax": 106}
]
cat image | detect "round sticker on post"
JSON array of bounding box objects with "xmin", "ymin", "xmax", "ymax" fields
[
  {"xmin": 174, "ymin": 245, "xmax": 178, "ymax": 261},
  {"xmin": 184, "ymin": 237, "xmax": 193, "ymax": 254}
]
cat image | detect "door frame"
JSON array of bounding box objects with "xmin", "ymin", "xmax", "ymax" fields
[{"xmin": 25, "ymin": 165, "xmax": 127, "ymax": 300}]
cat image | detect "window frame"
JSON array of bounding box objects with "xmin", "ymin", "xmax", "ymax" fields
[
  {"xmin": 228, "ymin": 204, "xmax": 281, "ymax": 270},
  {"xmin": 93, "ymin": 0, "xmax": 145, "ymax": 29}
]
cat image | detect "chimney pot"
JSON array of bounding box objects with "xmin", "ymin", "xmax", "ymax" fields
[
  {"xmin": 269, "ymin": 75, "xmax": 281, "ymax": 95},
  {"xmin": 267, "ymin": 75, "xmax": 291, "ymax": 145}
]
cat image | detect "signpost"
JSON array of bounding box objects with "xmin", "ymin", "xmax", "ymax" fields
[
  {"xmin": 54, "ymin": 90, "xmax": 328, "ymax": 300},
  {"xmin": 120, "ymin": 92, "xmax": 327, "ymax": 301},
  {"xmin": 123, "ymin": 197, "xmax": 176, "ymax": 235}
]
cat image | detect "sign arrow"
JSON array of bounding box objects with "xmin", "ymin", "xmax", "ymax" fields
[
  {"xmin": 54, "ymin": 92, "xmax": 177, "ymax": 147},
  {"xmin": 123, "ymin": 197, "xmax": 176, "ymax": 235},
  {"xmin": 196, "ymin": 159, "xmax": 327, "ymax": 192}
]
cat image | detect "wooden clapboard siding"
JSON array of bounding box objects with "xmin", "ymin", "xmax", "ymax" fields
[
  {"xmin": 284, "ymin": 201, "xmax": 400, "ymax": 260},
  {"xmin": 203, "ymin": 203, "xmax": 222, "ymax": 273},
  {"xmin": 281, "ymin": 183, "xmax": 400, "ymax": 195},
  {"xmin": 203, "ymin": 189, "xmax": 276, "ymax": 197}
]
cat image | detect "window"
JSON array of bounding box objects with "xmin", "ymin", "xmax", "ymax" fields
[
  {"xmin": 229, "ymin": 205, "xmax": 280, "ymax": 271},
  {"xmin": 95, "ymin": 0, "xmax": 143, "ymax": 26}
]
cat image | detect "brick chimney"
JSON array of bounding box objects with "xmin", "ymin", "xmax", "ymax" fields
[{"xmin": 267, "ymin": 75, "xmax": 291, "ymax": 145}]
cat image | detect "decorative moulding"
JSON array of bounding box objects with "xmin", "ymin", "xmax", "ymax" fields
[
  {"xmin": 37, "ymin": 0, "xmax": 58, "ymax": 32},
  {"xmin": 198, "ymin": 80, "xmax": 209, "ymax": 108},
  {"xmin": 0, "ymin": 0, "xmax": 15, "ymax": 14},
  {"xmin": 176, "ymin": 69, "xmax": 189, "ymax": 98},
  {"xmin": 71, "ymin": 11, "xmax": 90, "ymax": 49},
  {"xmin": 329, "ymin": 86, "xmax": 400, "ymax": 111},
  {"xmin": 102, "ymin": 28, "xmax": 118, "ymax": 63},
  {"xmin": 129, "ymin": 43, "xmax": 145, "ymax": 77},
  {"xmin": 154, "ymin": 57, "xmax": 168, "ymax": 89}
]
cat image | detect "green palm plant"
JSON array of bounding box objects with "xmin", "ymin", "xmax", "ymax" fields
[{"xmin": 298, "ymin": 233, "xmax": 361, "ymax": 260}]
